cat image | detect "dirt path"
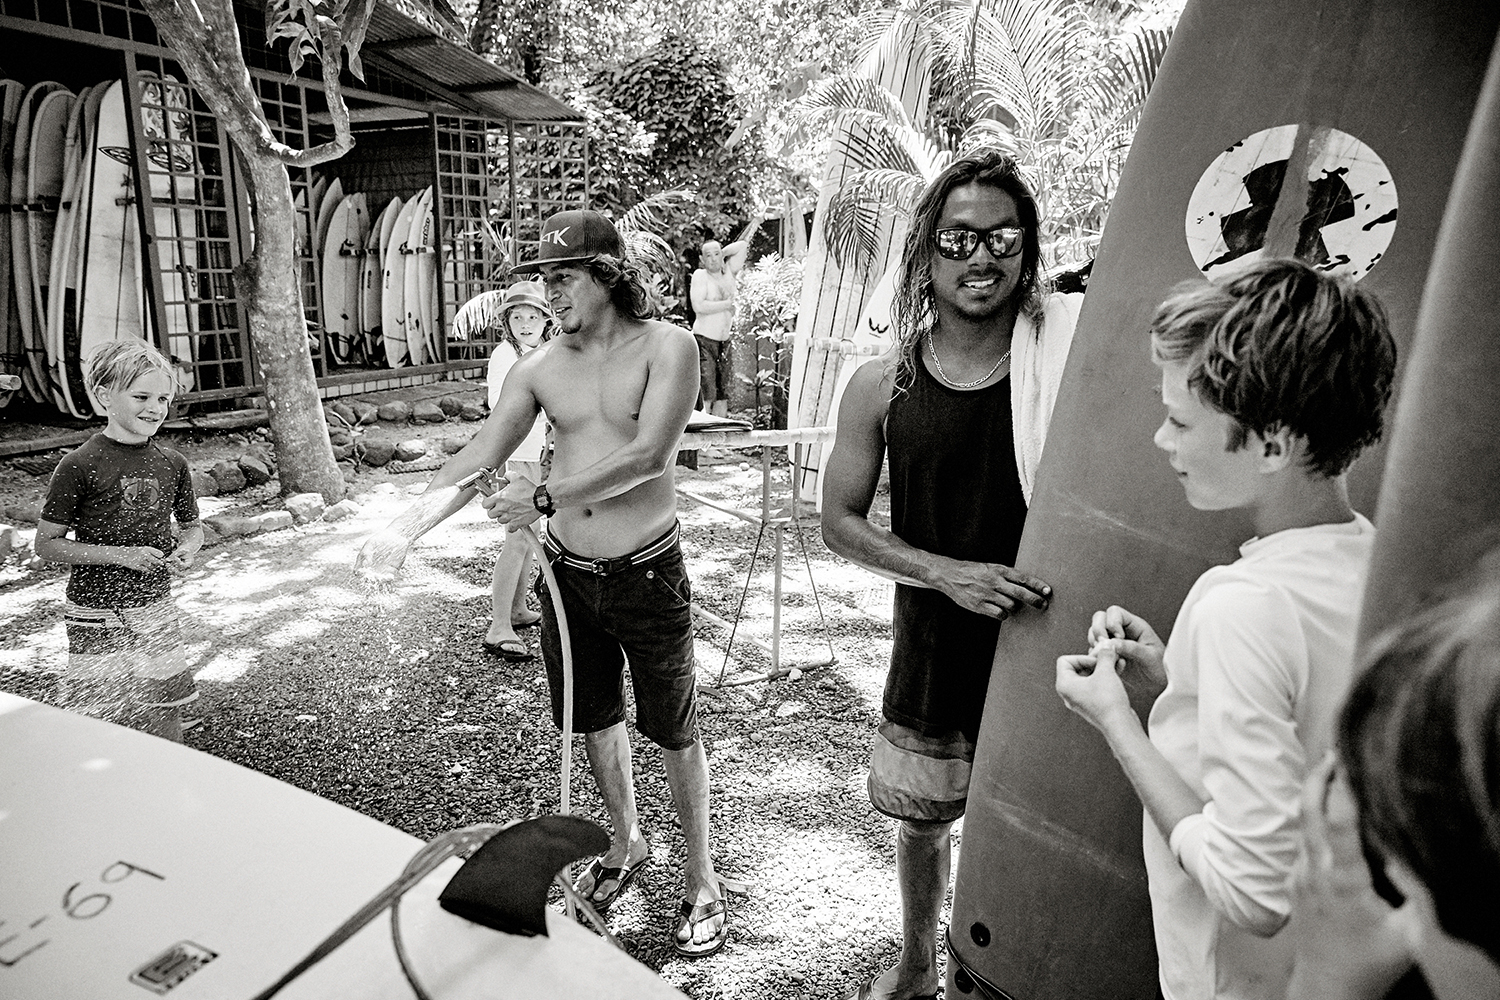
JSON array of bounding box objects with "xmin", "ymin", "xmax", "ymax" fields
[{"xmin": 0, "ymin": 447, "xmax": 966, "ymax": 999}]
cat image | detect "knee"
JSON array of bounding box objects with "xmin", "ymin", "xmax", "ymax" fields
[{"xmin": 898, "ymin": 818, "xmax": 953, "ymax": 846}]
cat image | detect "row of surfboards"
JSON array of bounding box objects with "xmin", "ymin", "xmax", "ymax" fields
[
  {"xmin": 0, "ymin": 74, "xmax": 199, "ymax": 416},
  {"xmin": 300, "ymin": 177, "xmax": 445, "ymax": 370}
]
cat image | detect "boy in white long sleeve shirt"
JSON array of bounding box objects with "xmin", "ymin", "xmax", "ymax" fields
[{"xmin": 1054, "ymin": 258, "xmax": 1398, "ymax": 1000}]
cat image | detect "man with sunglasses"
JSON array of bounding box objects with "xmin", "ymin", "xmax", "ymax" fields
[{"xmin": 822, "ymin": 149, "xmax": 1083, "ymax": 1000}]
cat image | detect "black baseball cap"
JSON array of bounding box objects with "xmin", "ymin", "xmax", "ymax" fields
[{"xmin": 512, "ymin": 210, "xmax": 624, "ymax": 273}]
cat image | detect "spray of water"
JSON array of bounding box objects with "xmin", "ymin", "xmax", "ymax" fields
[{"xmin": 353, "ymin": 485, "xmax": 468, "ymax": 583}]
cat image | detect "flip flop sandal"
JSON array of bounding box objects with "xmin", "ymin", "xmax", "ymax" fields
[
  {"xmin": 481, "ymin": 638, "xmax": 533, "ymax": 661},
  {"xmin": 574, "ymin": 854, "xmax": 649, "ymax": 913},
  {"xmin": 672, "ymin": 896, "xmax": 728, "ymax": 958}
]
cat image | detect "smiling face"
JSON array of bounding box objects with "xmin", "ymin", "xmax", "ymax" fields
[
  {"xmin": 101, "ymin": 368, "xmax": 175, "ymax": 445},
  {"xmin": 1154, "ymin": 360, "xmax": 1267, "ymax": 511},
  {"xmin": 929, "ymin": 183, "xmax": 1025, "ymax": 323},
  {"xmin": 539, "ymin": 263, "xmax": 610, "ymax": 335},
  {"xmin": 506, "ymin": 304, "xmax": 548, "ymax": 348}
]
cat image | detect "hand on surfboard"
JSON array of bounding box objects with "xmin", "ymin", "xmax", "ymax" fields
[{"xmin": 931, "ymin": 558, "xmax": 1050, "ymax": 621}]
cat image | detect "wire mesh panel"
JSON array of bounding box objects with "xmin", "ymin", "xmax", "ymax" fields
[
  {"xmin": 128, "ymin": 54, "xmax": 249, "ymax": 397},
  {"xmin": 508, "ymin": 120, "xmax": 588, "ymax": 254},
  {"xmin": 435, "ymin": 114, "xmax": 504, "ymax": 360},
  {"xmin": 0, "ymin": 0, "xmax": 159, "ymax": 46}
]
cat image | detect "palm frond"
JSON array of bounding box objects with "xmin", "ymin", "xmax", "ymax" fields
[
  {"xmin": 615, "ymin": 190, "xmax": 699, "ymax": 235},
  {"xmin": 821, "ymin": 168, "xmax": 928, "ymax": 273},
  {"xmin": 1084, "ymin": 25, "xmax": 1171, "ymax": 135},
  {"xmin": 619, "ymin": 229, "xmax": 678, "ymax": 277},
  {"xmin": 785, "ymin": 74, "xmax": 916, "ymax": 136}
]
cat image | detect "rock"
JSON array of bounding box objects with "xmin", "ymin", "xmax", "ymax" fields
[
  {"xmin": 349, "ymin": 400, "xmax": 379, "ymax": 425},
  {"xmin": 353, "ymin": 493, "xmax": 375, "ymax": 505},
  {"xmin": 284, "ymin": 493, "xmax": 327, "ymax": 525},
  {"xmin": 331, "ymin": 443, "xmax": 354, "ymax": 461},
  {"xmin": 394, "ymin": 439, "xmax": 429, "ymax": 462},
  {"xmin": 459, "ymin": 401, "xmax": 485, "ymax": 421},
  {"xmin": 373, "ymin": 482, "xmax": 399, "ymax": 495},
  {"xmin": 441, "ymin": 437, "xmax": 467, "ymax": 455},
  {"xmin": 323, "ymin": 499, "xmax": 361, "ymax": 522},
  {"xmin": 4, "ymin": 502, "xmax": 40, "ymax": 525},
  {"xmin": 191, "ymin": 470, "xmax": 219, "ymax": 498},
  {"xmin": 358, "ymin": 439, "xmax": 395, "ymax": 467},
  {"xmin": 243, "ymin": 442, "xmax": 276, "ymax": 469},
  {"xmin": 0, "ymin": 524, "xmax": 14, "ymax": 560},
  {"xmin": 437, "ymin": 395, "xmax": 464, "ymax": 416},
  {"xmin": 327, "ymin": 427, "xmax": 352, "ymax": 447},
  {"xmin": 238, "ymin": 455, "xmax": 272, "ymax": 486},
  {"xmin": 252, "ymin": 510, "xmax": 294, "ymax": 533},
  {"xmin": 327, "ymin": 400, "xmax": 358, "ymax": 426},
  {"xmin": 211, "ymin": 461, "xmax": 247, "ymax": 493},
  {"xmin": 404, "ymin": 482, "xmax": 428, "ymax": 496},
  {"xmin": 412, "ymin": 401, "xmax": 446, "ymax": 423},
  {"xmin": 377, "ymin": 400, "xmax": 412, "ymax": 422},
  {"xmin": 203, "ymin": 514, "xmax": 256, "ymax": 538}
]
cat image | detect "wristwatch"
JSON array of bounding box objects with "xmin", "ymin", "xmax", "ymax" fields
[{"xmin": 533, "ymin": 484, "xmax": 556, "ymax": 517}]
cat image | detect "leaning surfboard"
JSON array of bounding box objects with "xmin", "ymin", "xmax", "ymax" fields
[
  {"xmin": 79, "ymin": 79, "xmax": 146, "ymax": 416},
  {"xmin": 0, "ymin": 79, "xmax": 23, "ymax": 406},
  {"xmin": 10, "ymin": 81, "xmax": 68, "ymax": 404},
  {"xmin": 403, "ymin": 186, "xmax": 433, "ymax": 367},
  {"xmin": 945, "ymin": 3, "xmax": 1500, "ymax": 998},
  {"xmin": 381, "ymin": 194, "xmax": 419, "ymax": 367},
  {"xmin": 786, "ymin": 19, "xmax": 930, "ymax": 499},
  {"xmin": 1356, "ymin": 36, "xmax": 1500, "ymax": 644}
]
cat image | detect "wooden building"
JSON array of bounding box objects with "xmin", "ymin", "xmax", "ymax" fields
[{"xmin": 0, "ymin": 0, "xmax": 587, "ymax": 410}]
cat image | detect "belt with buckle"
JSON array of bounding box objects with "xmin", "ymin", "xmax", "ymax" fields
[{"xmin": 542, "ymin": 523, "xmax": 679, "ymax": 576}]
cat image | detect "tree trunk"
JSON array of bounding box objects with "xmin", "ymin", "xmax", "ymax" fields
[
  {"xmin": 138, "ymin": 0, "xmax": 360, "ymax": 502},
  {"xmin": 236, "ymin": 153, "xmax": 345, "ymax": 502}
]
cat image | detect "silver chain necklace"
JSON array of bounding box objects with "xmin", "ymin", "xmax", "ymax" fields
[{"xmin": 928, "ymin": 335, "xmax": 1010, "ymax": 389}]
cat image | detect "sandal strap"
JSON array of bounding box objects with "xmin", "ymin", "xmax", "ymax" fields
[{"xmin": 677, "ymin": 897, "xmax": 727, "ymax": 924}]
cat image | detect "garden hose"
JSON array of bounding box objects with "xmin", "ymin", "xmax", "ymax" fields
[{"xmin": 458, "ymin": 469, "xmax": 578, "ymax": 921}]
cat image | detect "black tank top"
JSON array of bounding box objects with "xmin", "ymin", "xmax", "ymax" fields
[{"xmin": 884, "ymin": 358, "xmax": 1028, "ymax": 740}]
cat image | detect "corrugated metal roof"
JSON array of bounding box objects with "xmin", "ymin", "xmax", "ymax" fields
[{"xmin": 362, "ymin": 0, "xmax": 582, "ymax": 122}]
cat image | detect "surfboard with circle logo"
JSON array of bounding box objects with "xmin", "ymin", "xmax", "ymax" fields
[
  {"xmin": 79, "ymin": 79, "xmax": 145, "ymax": 416},
  {"xmin": 946, "ymin": 3, "xmax": 1500, "ymax": 998}
]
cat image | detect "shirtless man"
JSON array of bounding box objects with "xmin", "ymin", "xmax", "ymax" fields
[
  {"xmin": 690, "ymin": 236, "xmax": 748, "ymax": 417},
  {"xmin": 363, "ymin": 210, "xmax": 727, "ymax": 956}
]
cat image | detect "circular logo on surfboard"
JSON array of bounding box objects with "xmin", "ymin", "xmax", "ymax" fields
[{"xmin": 1186, "ymin": 124, "xmax": 1397, "ymax": 281}]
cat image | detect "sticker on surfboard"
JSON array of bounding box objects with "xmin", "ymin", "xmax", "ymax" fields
[{"xmin": 1185, "ymin": 123, "xmax": 1397, "ymax": 281}]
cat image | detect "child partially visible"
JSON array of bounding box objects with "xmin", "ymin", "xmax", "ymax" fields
[
  {"xmin": 1053, "ymin": 258, "xmax": 1397, "ymax": 1000},
  {"xmin": 478, "ymin": 280, "xmax": 555, "ymax": 658},
  {"xmin": 35, "ymin": 340, "xmax": 202, "ymax": 742}
]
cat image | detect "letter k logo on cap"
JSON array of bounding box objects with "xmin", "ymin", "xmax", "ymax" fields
[{"xmin": 541, "ymin": 226, "xmax": 571, "ymax": 247}]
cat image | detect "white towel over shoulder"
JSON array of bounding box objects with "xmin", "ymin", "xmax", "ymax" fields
[{"xmin": 1010, "ymin": 291, "xmax": 1084, "ymax": 505}]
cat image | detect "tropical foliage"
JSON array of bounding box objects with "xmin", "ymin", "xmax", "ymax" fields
[{"xmin": 789, "ymin": 0, "xmax": 1178, "ymax": 274}]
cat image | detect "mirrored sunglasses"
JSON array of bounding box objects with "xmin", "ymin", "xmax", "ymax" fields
[{"xmin": 934, "ymin": 226, "xmax": 1025, "ymax": 261}]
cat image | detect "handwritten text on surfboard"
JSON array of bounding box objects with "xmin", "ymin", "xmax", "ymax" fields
[
  {"xmin": 1186, "ymin": 124, "xmax": 1397, "ymax": 281},
  {"xmin": 0, "ymin": 860, "xmax": 163, "ymax": 968}
]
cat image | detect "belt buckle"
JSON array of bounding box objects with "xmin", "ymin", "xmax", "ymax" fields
[{"xmin": 590, "ymin": 558, "xmax": 610, "ymax": 576}]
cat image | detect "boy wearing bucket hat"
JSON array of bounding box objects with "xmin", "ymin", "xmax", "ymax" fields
[{"xmin": 375, "ymin": 209, "xmax": 728, "ymax": 956}]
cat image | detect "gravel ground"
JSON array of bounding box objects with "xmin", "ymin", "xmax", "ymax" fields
[{"xmin": 0, "ymin": 446, "xmax": 961, "ymax": 1000}]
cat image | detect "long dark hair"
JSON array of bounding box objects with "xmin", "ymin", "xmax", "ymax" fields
[
  {"xmin": 585, "ymin": 253, "xmax": 662, "ymax": 321},
  {"xmin": 889, "ymin": 148, "xmax": 1045, "ymax": 393}
]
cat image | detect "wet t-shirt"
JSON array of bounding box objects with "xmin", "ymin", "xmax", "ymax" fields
[{"xmin": 42, "ymin": 434, "xmax": 198, "ymax": 608}]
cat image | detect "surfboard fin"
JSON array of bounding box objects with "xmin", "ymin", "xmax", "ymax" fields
[{"xmin": 438, "ymin": 815, "xmax": 609, "ymax": 937}]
